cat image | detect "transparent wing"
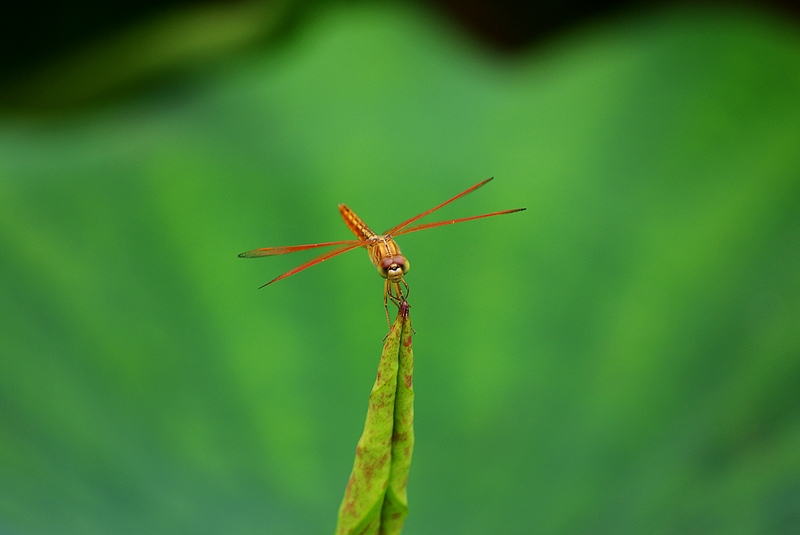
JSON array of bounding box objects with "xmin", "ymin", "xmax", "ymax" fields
[
  {"xmin": 392, "ymin": 208, "xmax": 526, "ymax": 237},
  {"xmin": 256, "ymin": 243, "xmax": 363, "ymax": 288},
  {"xmin": 384, "ymin": 177, "xmax": 495, "ymax": 235},
  {"xmin": 238, "ymin": 239, "xmax": 361, "ymax": 258}
]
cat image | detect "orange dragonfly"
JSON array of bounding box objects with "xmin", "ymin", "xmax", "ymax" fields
[{"xmin": 239, "ymin": 177, "xmax": 525, "ymax": 325}]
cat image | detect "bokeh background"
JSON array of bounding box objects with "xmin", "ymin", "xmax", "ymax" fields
[{"xmin": 2, "ymin": 1, "xmax": 800, "ymax": 533}]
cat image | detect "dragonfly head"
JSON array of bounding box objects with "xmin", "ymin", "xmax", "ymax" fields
[{"xmin": 379, "ymin": 255, "xmax": 409, "ymax": 282}]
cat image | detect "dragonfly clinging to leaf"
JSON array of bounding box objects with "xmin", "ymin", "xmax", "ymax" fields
[{"xmin": 239, "ymin": 177, "xmax": 525, "ymax": 325}]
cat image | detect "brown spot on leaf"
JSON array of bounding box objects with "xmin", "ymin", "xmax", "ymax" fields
[
  {"xmin": 341, "ymin": 474, "xmax": 358, "ymax": 516},
  {"xmin": 393, "ymin": 430, "xmax": 408, "ymax": 442},
  {"xmin": 360, "ymin": 451, "xmax": 390, "ymax": 483}
]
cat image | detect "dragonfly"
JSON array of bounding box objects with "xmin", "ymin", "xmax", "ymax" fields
[{"xmin": 239, "ymin": 177, "xmax": 525, "ymax": 325}]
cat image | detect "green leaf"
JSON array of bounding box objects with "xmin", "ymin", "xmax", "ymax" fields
[{"xmin": 336, "ymin": 303, "xmax": 414, "ymax": 535}]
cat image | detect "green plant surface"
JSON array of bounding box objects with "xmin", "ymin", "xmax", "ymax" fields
[
  {"xmin": 336, "ymin": 303, "xmax": 413, "ymax": 535},
  {"xmin": 1, "ymin": 2, "xmax": 800, "ymax": 535}
]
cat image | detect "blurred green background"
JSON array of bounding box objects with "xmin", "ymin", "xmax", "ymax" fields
[{"xmin": 2, "ymin": 1, "xmax": 800, "ymax": 533}]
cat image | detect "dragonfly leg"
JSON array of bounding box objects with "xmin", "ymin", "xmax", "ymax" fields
[
  {"xmin": 383, "ymin": 279, "xmax": 413, "ymax": 330},
  {"xmin": 398, "ymin": 281, "xmax": 415, "ymax": 334},
  {"xmin": 382, "ymin": 279, "xmax": 415, "ymax": 336},
  {"xmin": 383, "ymin": 280, "xmax": 404, "ymax": 326},
  {"xmin": 383, "ymin": 279, "xmax": 392, "ymax": 328},
  {"xmin": 388, "ymin": 281, "xmax": 405, "ymax": 305}
]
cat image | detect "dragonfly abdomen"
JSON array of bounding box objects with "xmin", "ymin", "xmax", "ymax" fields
[{"xmin": 339, "ymin": 204, "xmax": 377, "ymax": 241}]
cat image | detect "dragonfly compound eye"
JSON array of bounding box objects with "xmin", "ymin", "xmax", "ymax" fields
[{"xmin": 393, "ymin": 256, "xmax": 409, "ymax": 274}]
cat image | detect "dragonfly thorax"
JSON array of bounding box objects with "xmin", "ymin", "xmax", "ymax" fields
[{"xmin": 365, "ymin": 234, "xmax": 409, "ymax": 282}]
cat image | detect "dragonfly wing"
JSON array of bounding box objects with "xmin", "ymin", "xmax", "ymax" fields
[
  {"xmin": 384, "ymin": 177, "xmax": 495, "ymax": 235},
  {"xmin": 258, "ymin": 242, "xmax": 363, "ymax": 288},
  {"xmin": 392, "ymin": 208, "xmax": 526, "ymax": 236},
  {"xmin": 238, "ymin": 239, "xmax": 360, "ymax": 258}
]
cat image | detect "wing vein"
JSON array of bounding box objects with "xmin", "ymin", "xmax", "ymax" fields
[
  {"xmin": 383, "ymin": 177, "xmax": 495, "ymax": 235},
  {"xmin": 258, "ymin": 243, "xmax": 363, "ymax": 288}
]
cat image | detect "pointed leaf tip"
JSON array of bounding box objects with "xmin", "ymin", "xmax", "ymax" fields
[{"xmin": 335, "ymin": 301, "xmax": 414, "ymax": 535}]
